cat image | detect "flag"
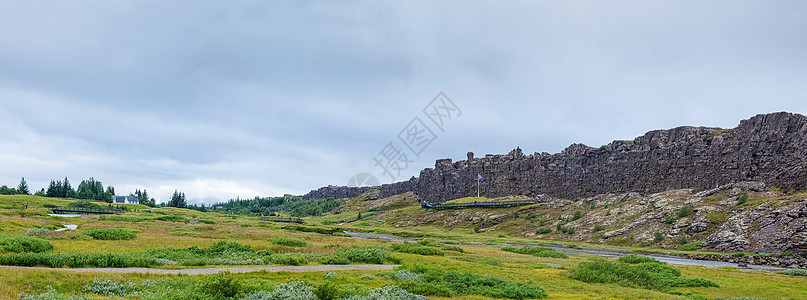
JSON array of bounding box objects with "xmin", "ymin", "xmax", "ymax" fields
[{"xmin": 478, "ymin": 174, "xmax": 483, "ymax": 180}]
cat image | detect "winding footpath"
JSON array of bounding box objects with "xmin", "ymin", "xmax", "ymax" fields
[{"xmin": 0, "ymin": 264, "xmax": 398, "ymax": 275}]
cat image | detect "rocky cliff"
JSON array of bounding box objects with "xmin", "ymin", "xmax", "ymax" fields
[{"xmin": 301, "ymin": 112, "xmax": 807, "ymax": 202}]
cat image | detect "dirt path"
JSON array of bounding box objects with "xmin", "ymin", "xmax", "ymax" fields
[{"xmin": 0, "ymin": 264, "xmax": 398, "ymax": 275}]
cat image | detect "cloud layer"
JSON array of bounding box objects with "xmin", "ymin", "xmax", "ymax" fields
[{"xmin": 1, "ymin": 1, "xmax": 805, "ymax": 204}]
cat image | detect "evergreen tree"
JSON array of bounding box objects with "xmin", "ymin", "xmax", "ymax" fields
[
  {"xmin": 46, "ymin": 180, "xmax": 59, "ymax": 197},
  {"xmin": 63, "ymin": 177, "xmax": 75, "ymax": 198},
  {"xmin": 17, "ymin": 177, "xmax": 29, "ymax": 195},
  {"xmin": 169, "ymin": 190, "xmax": 187, "ymax": 208}
]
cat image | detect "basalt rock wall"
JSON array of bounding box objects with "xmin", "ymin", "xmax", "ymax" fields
[{"xmin": 302, "ymin": 112, "xmax": 807, "ymax": 202}]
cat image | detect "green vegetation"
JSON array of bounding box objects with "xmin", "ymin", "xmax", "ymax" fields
[
  {"xmin": 680, "ymin": 241, "xmax": 702, "ymax": 251},
  {"xmin": 269, "ymin": 236, "xmax": 309, "ymax": 247},
  {"xmin": 396, "ymin": 265, "xmax": 547, "ymax": 299},
  {"xmin": 442, "ymin": 245, "xmax": 464, "ymax": 252},
  {"xmin": 3, "ymin": 192, "xmax": 807, "ymax": 300},
  {"xmin": 782, "ymin": 269, "xmax": 807, "ymax": 276},
  {"xmin": 737, "ymin": 191, "xmax": 749, "ymax": 205},
  {"xmin": 677, "ymin": 204, "xmax": 694, "ymax": 218},
  {"xmin": 84, "ymin": 228, "xmax": 137, "ymax": 240},
  {"xmin": 571, "ymin": 255, "xmax": 718, "ymax": 295},
  {"xmin": 0, "ymin": 234, "xmax": 54, "ymax": 253},
  {"xmin": 501, "ymin": 245, "xmax": 568, "ymax": 258},
  {"xmin": 210, "ymin": 196, "xmax": 346, "ymax": 217},
  {"xmin": 391, "ymin": 242, "xmax": 444, "ymax": 256},
  {"xmin": 535, "ymin": 228, "xmax": 552, "ymax": 234}
]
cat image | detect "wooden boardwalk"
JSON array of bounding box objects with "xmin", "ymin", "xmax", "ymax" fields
[
  {"xmin": 421, "ymin": 200, "xmax": 539, "ymax": 210},
  {"xmin": 51, "ymin": 206, "xmax": 123, "ymax": 215},
  {"xmin": 260, "ymin": 216, "xmax": 304, "ymax": 224}
]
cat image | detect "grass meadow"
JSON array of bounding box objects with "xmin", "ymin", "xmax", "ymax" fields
[{"xmin": 1, "ymin": 194, "xmax": 806, "ymax": 299}]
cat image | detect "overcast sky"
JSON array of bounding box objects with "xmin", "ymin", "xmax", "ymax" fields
[{"xmin": 1, "ymin": 1, "xmax": 805, "ymax": 204}]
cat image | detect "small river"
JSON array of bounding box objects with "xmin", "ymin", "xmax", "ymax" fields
[{"xmin": 341, "ymin": 231, "xmax": 786, "ymax": 271}]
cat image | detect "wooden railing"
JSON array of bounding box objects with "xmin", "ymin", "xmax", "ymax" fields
[
  {"xmin": 260, "ymin": 216, "xmax": 304, "ymax": 224},
  {"xmin": 51, "ymin": 206, "xmax": 123, "ymax": 215},
  {"xmin": 421, "ymin": 200, "xmax": 539, "ymax": 210}
]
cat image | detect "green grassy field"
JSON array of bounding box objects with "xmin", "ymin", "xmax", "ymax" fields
[{"xmin": 1, "ymin": 194, "xmax": 806, "ymax": 300}]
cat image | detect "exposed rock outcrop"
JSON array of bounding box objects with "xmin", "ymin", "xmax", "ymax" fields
[{"xmin": 302, "ymin": 112, "xmax": 807, "ymax": 203}]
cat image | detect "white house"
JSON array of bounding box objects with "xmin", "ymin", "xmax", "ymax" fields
[{"xmin": 112, "ymin": 196, "xmax": 139, "ymax": 204}]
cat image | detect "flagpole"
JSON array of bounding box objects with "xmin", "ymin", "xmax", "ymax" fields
[{"xmin": 477, "ymin": 175, "xmax": 480, "ymax": 198}]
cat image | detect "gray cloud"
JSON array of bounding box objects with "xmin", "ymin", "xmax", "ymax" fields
[{"xmin": 1, "ymin": 1, "xmax": 806, "ymax": 203}]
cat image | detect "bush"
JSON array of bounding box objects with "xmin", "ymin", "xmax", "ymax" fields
[
  {"xmin": 0, "ymin": 234, "xmax": 54, "ymax": 253},
  {"xmin": 397, "ymin": 268, "xmax": 548, "ymax": 299},
  {"xmin": 319, "ymin": 255, "xmax": 350, "ymax": 265},
  {"xmin": 664, "ymin": 216, "xmax": 676, "ymax": 224},
  {"xmin": 677, "ymin": 204, "xmax": 694, "ymax": 218},
  {"xmin": 270, "ymin": 236, "xmax": 308, "ymax": 247},
  {"xmin": 0, "ymin": 252, "xmax": 157, "ymax": 268},
  {"xmin": 269, "ymin": 253, "xmax": 309, "ymax": 265},
  {"xmin": 84, "ymin": 228, "xmax": 136, "ymax": 240},
  {"xmin": 737, "ymin": 191, "xmax": 749, "ymax": 205},
  {"xmin": 653, "ymin": 232, "xmax": 665, "ymax": 243},
  {"xmin": 680, "ymin": 241, "xmax": 702, "ymax": 251},
  {"xmin": 343, "ymin": 286, "xmax": 427, "ymax": 300},
  {"xmin": 782, "ymin": 269, "xmax": 807, "ymax": 276},
  {"xmin": 208, "ymin": 241, "xmax": 254, "ymax": 254},
  {"xmin": 535, "ymin": 228, "xmax": 552, "ymax": 235},
  {"xmin": 618, "ymin": 255, "xmax": 657, "ymax": 264},
  {"xmin": 442, "ymin": 245, "xmax": 464, "ymax": 253},
  {"xmin": 570, "ymin": 258, "xmax": 718, "ymax": 293},
  {"xmin": 501, "ymin": 246, "xmax": 568, "ymax": 258},
  {"xmin": 338, "ymin": 248, "xmax": 389, "ymax": 264},
  {"xmin": 315, "ymin": 282, "xmax": 340, "ymax": 300},
  {"xmin": 391, "ymin": 243, "xmax": 444, "ymax": 256},
  {"xmin": 268, "ymin": 281, "xmax": 317, "ymax": 300},
  {"xmin": 593, "ymin": 224, "xmax": 604, "ymax": 232},
  {"xmin": 24, "ymin": 228, "xmax": 52, "ymax": 236},
  {"xmin": 154, "ymin": 215, "xmax": 187, "ymax": 222},
  {"xmin": 202, "ymin": 271, "xmax": 241, "ymax": 298},
  {"xmin": 571, "ymin": 210, "xmax": 583, "ymax": 221}
]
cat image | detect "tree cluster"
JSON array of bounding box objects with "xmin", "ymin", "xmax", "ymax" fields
[
  {"xmin": 133, "ymin": 189, "xmax": 156, "ymax": 207},
  {"xmin": 207, "ymin": 196, "xmax": 344, "ymax": 217},
  {"xmin": 0, "ymin": 177, "xmax": 30, "ymax": 195},
  {"xmin": 45, "ymin": 177, "xmax": 115, "ymax": 202},
  {"xmin": 167, "ymin": 190, "xmax": 187, "ymax": 208}
]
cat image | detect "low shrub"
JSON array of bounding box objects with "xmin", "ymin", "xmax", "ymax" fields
[
  {"xmin": 84, "ymin": 228, "xmax": 136, "ymax": 240},
  {"xmin": 535, "ymin": 228, "xmax": 552, "ymax": 235},
  {"xmin": 737, "ymin": 191, "xmax": 749, "ymax": 205},
  {"xmin": 343, "ymin": 286, "xmax": 426, "ymax": 300},
  {"xmin": 0, "ymin": 234, "xmax": 54, "ymax": 253},
  {"xmin": 391, "ymin": 243, "xmax": 444, "ymax": 256},
  {"xmin": 677, "ymin": 204, "xmax": 694, "ymax": 218},
  {"xmin": 618, "ymin": 254, "xmax": 657, "ymax": 264},
  {"xmin": 201, "ymin": 271, "xmax": 241, "ymax": 298},
  {"xmin": 593, "ymin": 224, "xmax": 604, "ymax": 232},
  {"xmin": 269, "ymin": 253, "xmax": 309, "ymax": 265},
  {"xmin": 501, "ymin": 246, "xmax": 568, "ymax": 258},
  {"xmin": 0, "ymin": 252, "xmax": 158, "ymax": 268},
  {"xmin": 154, "ymin": 215, "xmax": 187, "ymax": 222},
  {"xmin": 782, "ymin": 269, "xmax": 807, "ymax": 276},
  {"xmin": 680, "ymin": 241, "xmax": 702, "ymax": 251},
  {"xmin": 24, "ymin": 228, "xmax": 52, "ymax": 236},
  {"xmin": 396, "ymin": 266, "xmax": 547, "ymax": 299},
  {"xmin": 570, "ymin": 258, "xmax": 718, "ymax": 293},
  {"xmin": 442, "ymin": 245, "xmax": 464, "ymax": 252},
  {"xmin": 529, "ymin": 263, "xmax": 564, "ymax": 269},
  {"xmin": 270, "ymin": 236, "xmax": 308, "ymax": 247},
  {"xmin": 338, "ymin": 248, "xmax": 389, "ymax": 264}
]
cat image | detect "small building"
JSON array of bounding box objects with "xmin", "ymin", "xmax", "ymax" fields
[{"xmin": 112, "ymin": 196, "xmax": 139, "ymax": 204}]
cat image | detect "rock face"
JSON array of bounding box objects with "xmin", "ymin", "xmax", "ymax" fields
[{"xmin": 302, "ymin": 112, "xmax": 807, "ymax": 202}]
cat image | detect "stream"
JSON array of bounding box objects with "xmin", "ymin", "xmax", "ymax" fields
[{"xmin": 341, "ymin": 231, "xmax": 786, "ymax": 271}]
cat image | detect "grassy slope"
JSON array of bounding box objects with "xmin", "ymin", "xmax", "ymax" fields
[{"xmin": 1, "ymin": 194, "xmax": 806, "ymax": 299}]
